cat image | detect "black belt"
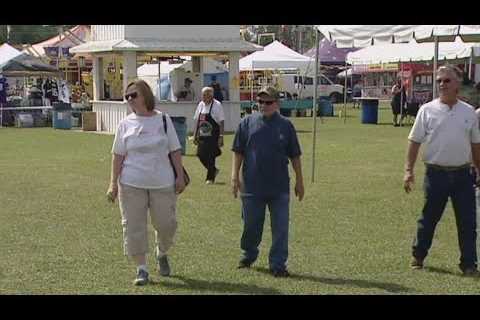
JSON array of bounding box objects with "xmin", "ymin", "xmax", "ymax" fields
[{"xmin": 425, "ymin": 163, "xmax": 471, "ymax": 171}]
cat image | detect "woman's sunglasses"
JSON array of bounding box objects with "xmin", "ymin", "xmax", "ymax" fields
[
  {"xmin": 125, "ymin": 92, "xmax": 138, "ymax": 100},
  {"xmin": 257, "ymin": 100, "xmax": 275, "ymax": 106}
]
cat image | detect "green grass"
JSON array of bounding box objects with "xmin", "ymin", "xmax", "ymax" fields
[{"xmin": 1, "ymin": 102, "xmax": 479, "ymax": 294}]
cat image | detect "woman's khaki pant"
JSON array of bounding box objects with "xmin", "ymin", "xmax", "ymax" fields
[{"xmin": 119, "ymin": 183, "xmax": 177, "ymax": 257}]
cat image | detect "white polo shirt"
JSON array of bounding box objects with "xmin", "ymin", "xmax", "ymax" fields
[
  {"xmin": 112, "ymin": 111, "xmax": 181, "ymax": 189},
  {"xmin": 408, "ymin": 98, "xmax": 480, "ymax": 166},
  {"xmin": 193, "ymin": 99, "xmax": 225, "ymax": 124}
]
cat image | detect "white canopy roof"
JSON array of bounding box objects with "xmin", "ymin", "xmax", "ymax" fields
[
  {"xmin": 71, "ymin": 38, "xmax": 262, "ymax": 54},
  {"xmin": 346, "ymin": 39, "xmax": 480, "ymax": 65},
  {"xmin": 0, "ymin": 43, "xmax": 22, "ymax": 66},
  {"xmin": 239, "ymin": 40, "xmax": 314, "ymax": 72},
  {"xmin": 317, "ymin": 25, "xmax": 480, "ymax": 48}
]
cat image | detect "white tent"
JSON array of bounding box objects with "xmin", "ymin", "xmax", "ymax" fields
[
  {"xmin": 309, "ymin": 25, "xmax": 480, "ymax": 183},
  {"xmin": 137, "ymin": 58, "xmax": 229, "ymax": 101},
  {"xmin": 0, "ymin": 44, "xmax": 22, "ymax": 66},
  {"xmin": 239, "ymin": 40, "xmax": 314, "ymax": 72},
  {"xmin": 317, "ymin": 25, "xmax": 480, "ymax": 48},
  {"xmin": 346, "ymin": 39, "xmax": 480, "ymax": 65}
]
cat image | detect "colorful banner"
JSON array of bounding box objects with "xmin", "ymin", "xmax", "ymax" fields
[{"xmin": 367, "ymin": 63, "xmax": 398, "ymax": 72}]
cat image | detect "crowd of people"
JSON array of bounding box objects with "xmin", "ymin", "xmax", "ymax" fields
[{"xmin": 106, "ymin": 65, "xmax": 480, "ymax": 286}]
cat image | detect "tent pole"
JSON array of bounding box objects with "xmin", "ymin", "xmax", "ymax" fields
[
  {"xmin": 432, "ymin": 36, "xmax": 439, "ymax": 99},
  {"xmin": 400, "ymin": 62, "xmax": 404, "ymax": 127},
  {"xmin": 469, "ymin": 47, "xmax": 473, "ymax": 80},
  {"xmin": 251, "ymin": 62, "xmax": 254, "ymax": 108},
  {"xmin": 311, "ymin": 29, "xmax": 320, "ymax": 183},
  {"xmin": 343, "ymin": 61, "xmax": 347, "ymax": 124},
  {"xmin": 158, "ymin": 58, "xmax": 161, "ymax": 101}
]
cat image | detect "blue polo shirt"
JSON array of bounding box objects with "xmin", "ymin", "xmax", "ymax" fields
[{"xmin": 232, "ymin": 112, "xmax": 302, "ymax": 197}]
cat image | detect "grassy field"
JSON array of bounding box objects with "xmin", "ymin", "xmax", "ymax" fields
[{"xmin": 1, "ymin": 103, "xmax": 479, "ymax": 294}]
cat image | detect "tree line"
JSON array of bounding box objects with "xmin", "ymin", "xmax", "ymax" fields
[{"xmin": 0, "ymin": 25, "xmax": 75, "ymax": 45}]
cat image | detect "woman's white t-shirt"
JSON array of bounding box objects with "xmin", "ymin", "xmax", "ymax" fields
[{"xmin": 112, "ymin": 111, "xmax": 181, "ymax": 189}]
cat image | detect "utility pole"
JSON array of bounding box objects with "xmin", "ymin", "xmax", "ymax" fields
[{"xmin": 298, "ymin": 25, "xmax": 303, "ymax": 54}]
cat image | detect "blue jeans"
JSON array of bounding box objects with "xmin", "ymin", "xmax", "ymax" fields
[
  {"xmin": 240, "ymin": 193, "xmax": 290, "ymax": 271},
  {"xmin": 412, "ymin": 166, "xmax": 477, "ymax": 270}
]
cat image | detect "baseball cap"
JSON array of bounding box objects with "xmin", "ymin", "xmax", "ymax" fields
[{"xmin": 257, "ymin": 86, "xmax": 279, "ymax": 101}]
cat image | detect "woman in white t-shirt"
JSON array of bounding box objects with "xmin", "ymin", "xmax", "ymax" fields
[{"xmin": 107, "ymin": 79, "xmax": 185, "ymax": 286}]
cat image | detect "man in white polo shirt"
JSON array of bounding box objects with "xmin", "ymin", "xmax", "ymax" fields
[{"xmin": 404, "ymin": 65, "xmax": 480, "ymax": 276}]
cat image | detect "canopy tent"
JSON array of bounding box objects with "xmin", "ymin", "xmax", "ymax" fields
[
  {"xmin": 239, "ymin": 40, "xmax": 314, "ymax": 72},
  {"xmin": 317, "ymin": 25, "xmax": 480, "ymax": 96},
  {"xmin": 336, "ymin": 68, "xmax": 362, "ymax": 78},
  {"xmin": 346, "ymin": 39, "xmax": 480, "ymax": 65},
  {"xmin": 308, "ymin": 25, "xmax": 480, "ymax": 183},
  {"xmin": 137, "ymin": 58, "xmax": 228, "ymax": 101},
  {"xmin": 0, "ymin": 53, "xmax": 59, "ymax": 76},
  {"xmin": 303, "ymin": 38, "xmax": 359, "ymax": 65},
  {"xmin": 0, "ymin": 43, "xmax": 22, "ymax": 66}
]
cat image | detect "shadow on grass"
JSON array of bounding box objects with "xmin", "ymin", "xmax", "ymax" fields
[
  {"xmin": 424, "ymin": 266, "xmax": 459, "ymax": 276},
  {"xmin": 253, "ymin": 267, "xmax": 414, "ymax": 293},
  {"xmin": 151, "ymin": 275, "xmax": 281, "ymax": 294}
]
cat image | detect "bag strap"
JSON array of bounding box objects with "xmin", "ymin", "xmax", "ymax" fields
[
  {"xmin": 162, "ymin": 113, "xmax": 168, "ymax": 134},
  {"xmin": 208, "ymin": 100, "xmax": 214, "ymax": 116}
]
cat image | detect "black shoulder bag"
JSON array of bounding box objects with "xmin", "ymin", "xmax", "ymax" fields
[{"xmin": 163, "ymin": 113, "xmax": 191, "ymax": 187}]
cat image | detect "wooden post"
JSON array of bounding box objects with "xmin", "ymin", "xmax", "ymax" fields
[
  {"xmin": 92, "ymin": 55, "xmax": 104, "ymax": 100},
  {"xmin": 122, "ymin": 51, "xmax": 137, "ymax": 99},
  {"xmin": 228, "ymin": 52, "xmax": 241, "ymax": 102},
  {"xmin": 432, "ymin": 36, "xmax": 439, "ymax": 99}
]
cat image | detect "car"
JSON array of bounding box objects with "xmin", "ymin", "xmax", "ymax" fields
[{"xmin": 278, "ymin": 74, "xmax": 345, "ymax": 103}]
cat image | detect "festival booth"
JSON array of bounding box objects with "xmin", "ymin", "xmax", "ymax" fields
[
  {"xmin": 26, "ymin": 26, "xmax": 92, "ymax": 84},
  {"xmin": 346, "ymin": 39, "xmax": 480, "ymax": 102},
  {"xmin": 239, "ymin": 40, "xmax": 314, "ymax": 100},
  {"xmin": 70, "ymin": 25, "xmax": 262, "ymax": 134},
  {"xmin": 302, "ymin": 25, "xmax": 480, "ymax": 182},
  {"xmin": 0, "ymin": 47, "xmax": 61, "ymax": 127},
  {"xmin": 25, "ymin": 25, "xmax": 93, "ymax": 106},
  {"xmin": 137, "ymin": 57, "xmax": 229, "ymax": 102}
]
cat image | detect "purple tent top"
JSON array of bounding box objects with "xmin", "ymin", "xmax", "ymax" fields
[{"xmin": 304, "ymin": 38, "xmax": 359, "ymax": 65}]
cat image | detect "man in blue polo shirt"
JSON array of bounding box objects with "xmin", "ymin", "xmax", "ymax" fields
[{"xmin": 231, "ymin": 86, "xmax": 304, "ymax": 277}]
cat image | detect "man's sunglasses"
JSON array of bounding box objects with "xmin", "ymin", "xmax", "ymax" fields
[
  {"xmin": 125, "ymin": 92, "xmax": 138, "ymax": 100},
  {"xmin": 436, "ymin": 78, "xmax": 451, "ymax": 84},
  {"xmin": 257, "ymin": 100, "xmax": 275, "ymax": 106}
]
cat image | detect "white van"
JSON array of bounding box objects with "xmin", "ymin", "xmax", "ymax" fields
[{"xmin": 275, "ymin": 73, "xmax": 345, "ymax": 103}]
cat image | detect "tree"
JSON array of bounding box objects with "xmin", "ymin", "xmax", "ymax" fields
[
  {"xmin": 244, "ymin": 25, "xmax": 317, "ymax": 53},
  {"xmin": 0, "ymin": 25, "xmax": 75, "ymax": 45}
]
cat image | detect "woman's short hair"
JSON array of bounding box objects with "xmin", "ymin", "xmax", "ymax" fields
[{"xmin": 126, "ymin": 79, "xmax": 155, "ymax": 111}]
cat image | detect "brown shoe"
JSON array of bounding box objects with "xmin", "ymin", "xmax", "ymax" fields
[{"xmin": 410, "ymin": 257, "xmax": 424, "ymax": 270}]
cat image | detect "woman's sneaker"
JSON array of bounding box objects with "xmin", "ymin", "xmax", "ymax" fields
[
  {"xmin": 134, "ymin": 269, "xmax": 149, "ymax": 286},
  {"xmin": 158, "ymin": 256, "xmax": 171, "ymax": 277}
]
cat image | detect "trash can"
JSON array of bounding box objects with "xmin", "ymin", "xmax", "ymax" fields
[
  {"xmin": 279, "ymin": 109, "xmax": 292, "ymax": 117},
  {"xmin": 361, "ymin": 98, "xmax": 379, "ymax": 124},
  {"xmin": 317, "ymin": 97, "xmax": 334, "ymax": 117},
  {"xmin": 52, "ymin": 102, "xmax": 72, "ymax": 130},
  {"xmin": 171, "ymin": 117, "xmax": 187, "ymax": 155}
]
